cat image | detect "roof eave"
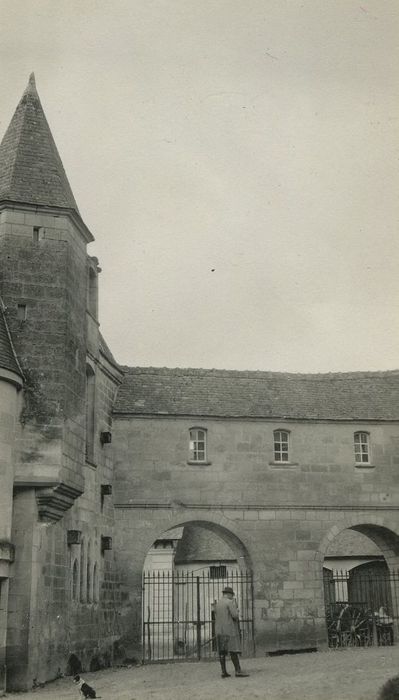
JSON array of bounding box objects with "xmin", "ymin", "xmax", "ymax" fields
[
  {"xmin": 0, "ymin": 200, "xmax": 94, "ymax": 244},
  {"xmin": 0, "ymin": 366, "xmax": 23, "ymax": 389},
  {"xmin": 99, "ymin": 348, "xmax": 124, "ymax": 383},
  {"xmin": 111, "ymin": 411, "xmax": 399, "ymax": 422}
]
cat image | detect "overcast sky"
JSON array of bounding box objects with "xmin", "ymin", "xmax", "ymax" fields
[{"xmin": 0, "ymin": 0, "xmax": 398, "ymax": 372}]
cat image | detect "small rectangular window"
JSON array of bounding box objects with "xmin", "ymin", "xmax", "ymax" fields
[
  {"xmin": 209, "ymin": 565, "xmax": 227, "ymax": 579},
  {"xmin": 274, "ymin": 430, "xmax": 290, "ymax": 462},
  {"xmin": 189, "ymin": 428, "xmax": 207, "ymax": 462},
  {"xmin": 17, "ymin": 304, "xmax": 27, "ymax": 321},
  {"xmin": 32, "ymin": 226, "xmax": 44, "ymax": 242},
  {"xmin": 354, "ymin": 432, "xmax": 370, "ymax": 464}
]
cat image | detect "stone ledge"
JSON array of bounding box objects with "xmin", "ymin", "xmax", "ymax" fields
[{"xmin": 269, "ymin": 461, "xmax": 299, "ymax": 469}]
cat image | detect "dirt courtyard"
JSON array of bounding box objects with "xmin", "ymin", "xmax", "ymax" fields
[{"xmin": 9, "ymin": 647, "xmax": 399, "ymax": 700}]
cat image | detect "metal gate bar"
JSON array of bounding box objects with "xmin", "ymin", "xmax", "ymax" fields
[
  {"xmin": 324, "ymin": 568, "xmax": 399, "ymax": 648},
  {"xmin": 142, "ymin": 569, "xmax": 254, "ymax": 662}
]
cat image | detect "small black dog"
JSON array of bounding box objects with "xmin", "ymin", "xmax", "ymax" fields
[
  {"xmin": 73, "ymin": 674, "xmax": 97, "ymax": 699},
  {"xmin": 378, "ymin": 675, "xmax": 399, "ymax": 700}
]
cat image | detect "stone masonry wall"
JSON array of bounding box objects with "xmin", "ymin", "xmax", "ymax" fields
[
  {"xmin": 55, "ymin": 355, "xmax": 122, "ymax": 681},
  {"xmin": 0, "ymin": 208, "xmax": 87, "ymax": 496},
  {"xmin": 1, "ymin": 206, "xmax": 123, "ymax": 689},
  {"xmin": 0, "ymin": 380, "xmax": 21, "ymax": 694},
  {"xmin": 111, "ymin": 415, "xmax": 399, "ymax": 655},
  {"xmin": 114, "ymin": 505, "xmax": 399, "ymax": 657},
  {"xmin": 112, "ymin": 416, "xmax": 399, "ymax": 508},
  {"xmin": 7, "ymin": 356, "xmax": 122, "ymax": 690}
]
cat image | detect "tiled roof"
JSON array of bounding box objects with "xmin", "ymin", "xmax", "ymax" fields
[
  {"xmin": 0, "ymin": 300, "xmax": 23, "ymax": 378},
  {"xmin": 175, "ymin": 526, "xmax": 237, "ymax": 563},
  {"xmin": 0, "ymin": 74, "xmax": 79, "ymax": 211},
  {"xmin": 114, "ymin": 366, "xmax": 399, "ymax": 421}
]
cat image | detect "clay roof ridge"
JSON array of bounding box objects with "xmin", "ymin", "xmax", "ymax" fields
[{"xmin": 119, "ymin": 365, "xmax": 399, "ymax": 380}]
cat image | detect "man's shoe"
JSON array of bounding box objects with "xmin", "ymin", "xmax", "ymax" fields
[
  {"xmin": 221, "ymin": 672, "xmax": 231, "ymax": 678},
  {"xmin": 235, "ymin": 671, "xmax": 249, "ymax": 677}
]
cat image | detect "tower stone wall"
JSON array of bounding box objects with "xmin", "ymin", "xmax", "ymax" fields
[
  {"xmin": 0, "ymin": 208, "xmax": 89, "ymax": 502},
  {"xmin": 0, "ymin": 76, "xmax": 123, "ymax": 691}
]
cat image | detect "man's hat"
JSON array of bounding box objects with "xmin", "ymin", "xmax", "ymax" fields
[{"xmin": 222, "ymin": 586, "xmax": 234, "ymax": 594}]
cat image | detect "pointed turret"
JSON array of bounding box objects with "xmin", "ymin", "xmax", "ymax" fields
[{"xmin": 0, "ymin": 73, "xmax": 79, "ymax": 212}]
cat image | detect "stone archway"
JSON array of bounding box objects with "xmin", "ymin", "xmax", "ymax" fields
[
  {"xmin": 318, "ymin": 517, "xmax": 399, "ymax": 648},
  {"xmin": 141, "ymin": 518, "xmax": 254, "ymax": 662},
  {"xmin": 137, "ymin": 512, "xmax": 253, "ymax": 574},
  {"xmin": 152, "ymin": 518, "xmax": 251, "ymax": 566},
  {"xmin": 114, "ymin": 508, "xmax": 254, "ymax": 662},
  {"xmin": 319, "ymin": 516, "xmax": 399, "ymax": 569}
]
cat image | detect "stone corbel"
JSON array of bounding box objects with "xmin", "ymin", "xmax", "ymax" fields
[
  {"xmin": 34, "ymin": 482, "xmax": 83, "ymax": 523},
  {"xmin": 0, "ymin": 541, "xmax": 15, "ymax": 577}
]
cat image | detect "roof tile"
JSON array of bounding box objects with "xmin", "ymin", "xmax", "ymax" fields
[
  {"xmin": 114, "ymin": 366, "xmax": 399, "ymax": 421},
  {"xmin": 0, "ymin": 73, "xmax": 79, "ymax": 211}
]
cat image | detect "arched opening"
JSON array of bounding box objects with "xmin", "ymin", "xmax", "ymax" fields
[
  {"xmin": 85, "ymin": 364, "xmax": 96, "ymax": 464},
  {"xmin": 71, "ymin": 559, "xmax": 79, "ymax": 601},
  {"xmin": 322, "ymin": 524, "xmax": 399, "ymax": 649},
  {"xmin": 80, "ymin": 539, "xmax": 86, "ymax": 603},
  {"xmin": 93, "ymin": 562, "xmax": 98, "ymax": 603},
  {"xmin": 86, "ymin": 540, "xmax": 92, "ymax": 602},
  {"xmin": 142, "ymin": 519, "xmax": 253, "ymax": 662},
  {"xmin": 65, "ymin": 653, "xmax": 82, "ymax": 676}
]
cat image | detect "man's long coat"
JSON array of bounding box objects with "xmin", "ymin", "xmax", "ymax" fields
[{"xmin": 214, "ymin": 596, "xmax": 241, "ymax": 652}]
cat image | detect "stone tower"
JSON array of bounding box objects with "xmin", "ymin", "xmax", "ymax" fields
[
  {"xmin": 0, "ymin": 72, "xmax": 93, "ymax": 516},
  {"xmin": 0, "ymin": 75, "xmax": 122, "ymax": 691}
]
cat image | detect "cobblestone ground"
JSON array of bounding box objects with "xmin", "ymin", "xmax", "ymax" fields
[{"xmin": 8, "ymin": 647, "xmax": 399, "ymax": 700}]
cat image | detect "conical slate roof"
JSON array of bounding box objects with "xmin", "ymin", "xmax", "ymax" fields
[
  {"xmin": 0, "ymin": 74, "xmax": 79, "ymax": 212},
  {"xmin": 0, "ymin": 300, "xmax": 22, "ymax": 379}
]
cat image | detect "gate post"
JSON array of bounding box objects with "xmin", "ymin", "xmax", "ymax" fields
[
  {"xmin": 196, "ymin": 577, "xmax": 201, "ymax": 660},
  {"xmin": 142, "ymin": 574, "xmax": 145, "ymax": 663},
  {"xmin": 250, "ymin": 571, "xmax": 256, "ymax": 656}
]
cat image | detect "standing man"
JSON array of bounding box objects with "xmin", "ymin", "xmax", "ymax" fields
[{"xmin": 214, "ymin": 585, "xmax": 249, "ymax": 678}]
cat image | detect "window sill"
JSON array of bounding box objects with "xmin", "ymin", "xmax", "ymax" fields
[
  {"xmin": 355, "ymin": 463, "xmax": 375, "ymax": 469},
  {"xmin": 75, "ymin": 601, "xmax": 99, "ymax": 607},
  {"xmin": 187, "ymin": 460, "xmax": 212, "ymax": 466},
  {"xmin": 269, "ymin": 461, "xmax": 299, "ymax": 469},
  {"xmin": 85, "ymin": 459, "xmax": 97, "ymax": 469}
]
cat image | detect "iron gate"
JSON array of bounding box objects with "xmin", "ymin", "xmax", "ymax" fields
[
  {"xmin": 324, "ymin": 568, "xmax": 399, "ymax": 648},
  {"xmin": 142, "ymin": 569, "xmax": 254, "ymax": 662}
]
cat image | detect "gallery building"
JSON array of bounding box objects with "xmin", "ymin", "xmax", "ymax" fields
[{"xmin": 1, "ymin": 75, "xmax": 399, "ymax": 692}]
